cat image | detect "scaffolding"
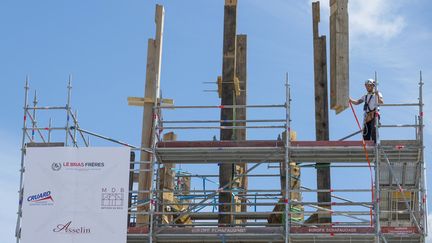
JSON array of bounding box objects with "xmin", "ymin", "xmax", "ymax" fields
[
  {"xmin": 15, "ymin": 73, "xmax": 427, "ymax": 243},
  {"xmin": 14, "ymin": 77, "xmax": 149, "ymax": 243},
  {"xmin": 126, "ymin": 73, "xmax": 427, "ymax": 242}
]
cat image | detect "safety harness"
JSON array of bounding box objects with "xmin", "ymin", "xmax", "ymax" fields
[{"xmin": 363, "ymin": 94, "xmax": 375, "ymax": 113}]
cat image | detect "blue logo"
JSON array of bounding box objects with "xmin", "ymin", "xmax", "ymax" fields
[{"xmin": 27, "ymin": 191, "xmax": 54, "ymax": 205}]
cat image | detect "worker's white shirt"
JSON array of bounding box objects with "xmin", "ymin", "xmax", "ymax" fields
[{"xmin": 358, "ymin": 92, "xmax": 383, "ymax": 112}]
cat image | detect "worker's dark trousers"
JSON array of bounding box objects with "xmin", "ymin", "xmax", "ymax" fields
[{"xmin": 363, "ymin": 118, "xmax": 377, "ymax": 143}]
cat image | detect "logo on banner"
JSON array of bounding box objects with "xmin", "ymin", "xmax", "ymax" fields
[
  {"xmin": 27, "ymin": 191, "xmax": 54, "ymax": 206},
  {"xmin": 51, "ymin": 161, "xmax": 104, "ymax": 171},
  {"xmin": 51, "ymin": 162, "xmax": 62, "ymax": 171},
  {"xmin": 101, "ymin": 187, "xmax": 125, "ymax": 210},
  {"xmin": 53, "ymin": 221, "xmax": 91, "ymax": 234}
]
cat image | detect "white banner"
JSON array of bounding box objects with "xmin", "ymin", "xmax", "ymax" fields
[{"xmin": 20, "ymin": 147, "xmax": 130, "ymax": 243}]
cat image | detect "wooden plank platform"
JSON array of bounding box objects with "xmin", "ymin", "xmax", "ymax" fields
[{"xmin": 156, "ymin": 140, "xmax": 421, "ymax": 164}]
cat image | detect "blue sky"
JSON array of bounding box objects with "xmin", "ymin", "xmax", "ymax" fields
[{"xmin": 1, "ymin": 0, "xmax": 432, "ymax": 242}]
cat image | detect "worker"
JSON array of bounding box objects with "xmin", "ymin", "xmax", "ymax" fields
[{"xmin": 349, "ymin": 79, "xmax": 384, "ymax": 143}]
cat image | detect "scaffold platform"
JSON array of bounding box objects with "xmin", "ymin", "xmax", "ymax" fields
[
  {"xmin": 14, "ymin": 73, "xmax": 427, "ymax": 243},
  {"xmin": 156, "ymin": 140, "xmax": 421, "ymax": 163},
  {"xmin": 127, "ymin": 226, "xmax": 421, "ymax": 242}
]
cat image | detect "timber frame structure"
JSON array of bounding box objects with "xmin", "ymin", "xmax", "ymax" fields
[
  {"xmin": 124, "ymin": 73, "xmax": 428, "ymax": 243},
  {"xmin": 14, "ymin": 2, "xmax": 428, "ymax": 243}
]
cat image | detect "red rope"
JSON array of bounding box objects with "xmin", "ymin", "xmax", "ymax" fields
[{"xmin": 349, "ymin": 101, "xmax": 375, "ymax": 226}]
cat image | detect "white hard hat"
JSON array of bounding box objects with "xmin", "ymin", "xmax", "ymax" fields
[{"xmin": 365, "ymin": 79, "xmax": 375, "ymax": 86}]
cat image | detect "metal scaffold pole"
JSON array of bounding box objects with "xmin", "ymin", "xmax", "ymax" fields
[
  {"xmin": 72, "ymin": 110, "xmax": 78, "ymax": 146},
  {"xmin": 374, "ymin": 72, "xmax": 382, "ymax": 243},
  {"xmin": 69, "ymin": 112, "xmax": 89, "ymax": 147},
  {"xmin": 148, "ymin": 103, "xmax": 160, "ymax": 243},
  {"xmin": 65, "ymin": 76, "xmax": 72, "ymax": 146},
  {"xmin": 31, "ymin": 91, "xmax": 37, "ymax": 142},
  {"xmin": 284, "ymin": 73, "xmax": 291, "ymax": 243},
  {"xmin": 15, "ymin": 77, "xmax": 29, "ymax": 243},
  {"xmin": 419, "ymin": 71, "xmax": 427, "ymax": 239},
  {"xmin": 27, "ymin": 91, "xmax": 47, "ymax": 143}
]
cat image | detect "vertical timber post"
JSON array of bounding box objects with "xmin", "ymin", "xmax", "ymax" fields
[
  {"xmin": 219, "ymin": 0, "xmax": 238, "ymax": 226},
  {"xmin": 159, "ymin": 132, "xmax": 177, "ymax": 225},
  {"xmin": 235, "ymin": 34, "xmax": 247, "ymax": 223},
  {"xmin": 330, "ymin": 0, "xmax": 349, "ymax": 114},
  {"xmin": 137, "ymin": 4, "xmax": 164, "ymax": 226},
  {"xmin": 312, "ymin": 1, "xmax": 331, "ymax": 223}
]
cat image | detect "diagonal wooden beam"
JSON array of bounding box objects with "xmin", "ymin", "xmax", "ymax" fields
[{"xmin": 137, "ymin": 4, "xmax": 164, "ymax": 226}]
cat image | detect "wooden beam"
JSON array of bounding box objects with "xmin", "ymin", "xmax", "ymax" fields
[
  {"xmin": 235, "ymin": 34, "xmax": 247, "ymax": 223},
  {"xmin": 219, "ymin": 0, "xmax": 238, "ymax": 226},
  {"xmin": 137, "ymin": 4, "xmax": 164, "ymax": 226},
  {"xmin": 159, "ymin": 132, "xmax": 177, "ymax": 224},
  {"xmin": 162, "ymin": 132, "xmax": 177, "ymax": 173},
  {"xmin": 313, "ymin": 2, "xmax": 329, "ymax": 141},
  {"xmin": 312, "ymin": 1, "xmax": 332, "ymax": 224},
  {"xmin": 127, "ymin": 97, "xmax": 173, "ymax": 107},
  {"xmin": 270, "ymin": 132, "xmax": 304, "ymax": 224},
  {"xmin": 137, "ymin": 39, "xmax": 155, "ymax": 225},
  {"xmin": 330, "ymin": 0, "xmax": 349, "ymax": 114}
]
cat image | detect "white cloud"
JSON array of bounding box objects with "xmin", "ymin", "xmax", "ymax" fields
[
  {"xmin": 350, "ymin": 0, "xmax": 406, "ymax": 40},
  {"xmin": 308, "ymin": 0, "xmax": 405, "ymax": 41}
]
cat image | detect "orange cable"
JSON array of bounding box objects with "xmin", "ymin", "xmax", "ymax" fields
[{"xmin": 349, "ymin": 101, "xmax": 375, "ymax": 226}]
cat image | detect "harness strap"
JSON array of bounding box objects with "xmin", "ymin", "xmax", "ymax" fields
[{"xmin": 364, "ymin": 94, "xmax": 375, "ymax": 112}]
